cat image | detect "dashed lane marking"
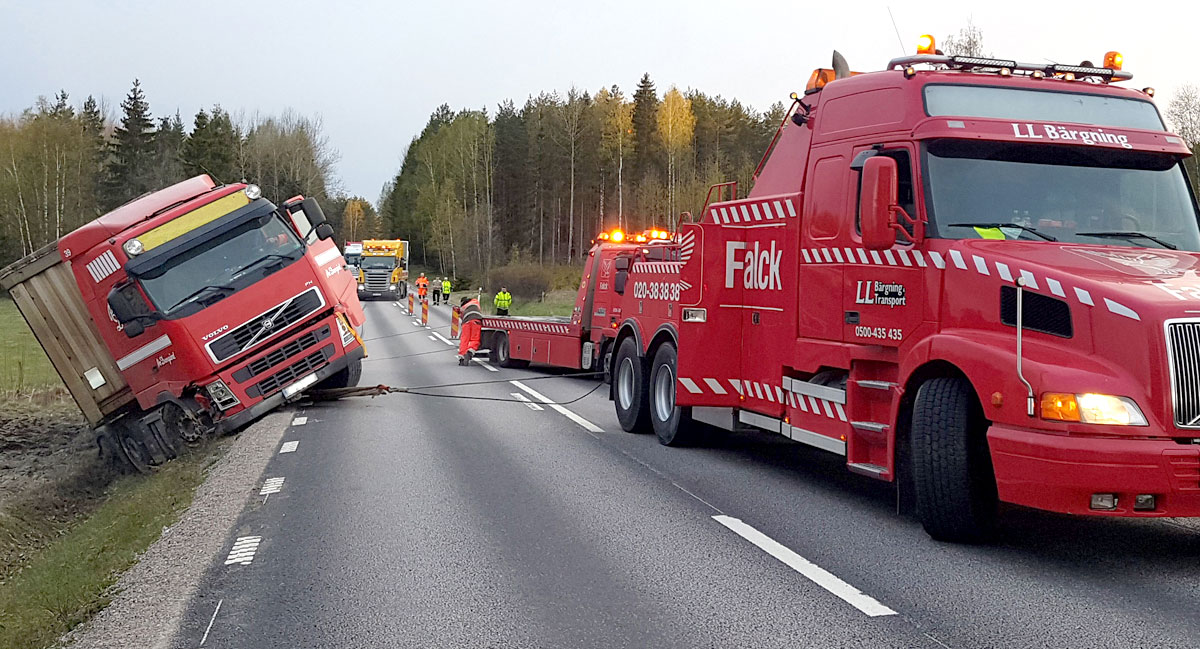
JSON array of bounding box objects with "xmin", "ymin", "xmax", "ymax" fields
[
  {"xmin": 431, "ymin": 331, "xmax": 455, "ymax": 346},
  {"xmin": 473, "ymin": 359, "xmax": 499, "ymax": 372},
  {"xmin": 712, "ymin": 515, "xmax": 897, "ymax": 617},
  {"xmin": 510, "ymin": 380, "xmax": 603, "ymax": 433},
  {"xmin": 291, "ymin": 416, "xmax": 307, "ymax": 426},
  {"xmin": 428, "ymin": 335, "xmax": 438, "ymax": 341},
  {"xmin": 279, "ymin": 441, "xmax": 299, "ymax": 453},
  {"xmin": 199, "ymin": 598, "xmax": 223, "ymax": 646},
  {"xmin": 224, "ymin": 536, "xmax": 262, "ymax": 566},
  {"xmin": 511, "ymin": 392, "xmax": 544, "ymax": 411},
  {"xmin": 260, "ymin": 477, "xmax": 285, "ymax": 495}
]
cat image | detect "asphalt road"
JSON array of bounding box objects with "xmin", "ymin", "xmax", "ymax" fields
[{"xmin": 174, "ymin": 298, "xmax": 1200, "ymax": 648}]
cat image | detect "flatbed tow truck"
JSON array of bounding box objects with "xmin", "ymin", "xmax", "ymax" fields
[{"xmin": 480, "ymin": 38, "xmax": 1200, "ymax": 542}]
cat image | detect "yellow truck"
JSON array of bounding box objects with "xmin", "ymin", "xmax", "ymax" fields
[{"xmin": 358, "ymin": 239, "xmax": 409, "ymax": 300}]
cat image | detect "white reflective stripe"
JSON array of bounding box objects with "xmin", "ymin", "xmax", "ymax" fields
[
  {"xmin": 741, "ymin": 205, "xmax": 752, "ymax": 221},
  {"xmin": 753, "ymin": 382, "xmax": 764, "ymax": 400},
  {"xmin": 949, "ymin": 250, "xmax": 967, "ymax": 269},
  {"xmin": 810, "ymin": 248, "xmax": 822, "ymax": 262},
  {"xmin": 996, "ymin": 262, "xmax": 1013, "ymax": 282},
  {"xmin": 869, "ymin": 250, "xmax": 883, "ymax": 265},
  {"xmin": 773, "ymin": 200, "xmax": 786, "ymax": 218},
  {"xmin": 775, "ymin": 385, "xmax": 785, "ymax": 403},
  {"xmin": 1074, "ymin": 287, "xmax": 1095, "ymax": 306},
  {"xmin": 912, "ymin": 250, "xmax": 927, "ymax": 267},
  {"xmin": 821, "ymin": 399, "xmax": 834, "ymax": 418},
  {"xmin": 807, "ymin": 395, "xmax": 821, "ymax": 412},
  {"xmin": 763, "ymin": 384, "xmax": 775, "ymax": 402},
  {"xmin": 1019, "ymin": 270, "xmax": 1039, "ymax": 290},
  {"xmin": 883, "ymin": 250, "xmax": 896, "ymax": 265},
  {"xmin": 750, "ymin": 203, "xmax": 763, "ymax": 221},
  {"xmin": 314, "ymin": 247, "xmax": 341, "ymax": 266},
  {"xmin": 730, "ymin": 379, "xmax": 744, "ymax": 395},
  {"xmin": 831, "ymin": 248, "xmax": 844, "ymax": 263},
  {"xmin": 785, "ymin": 199, "xmax": 797, "ymax": 216},
  {"xmin": 834, "ymin": 402, "xmax": 847, "ymax": 421},
  {"xmin": 822, "ymin": 249, "xmax": 833, "ymax": 263},
  {"xmin": 898, "ymin": 249, "xmax": 912, "ymax": 266},
  {"xmin": 116, "ymin": 335, "xmax": 172, "ymax": 370},
  {"xmin": 802, "ymin": 249, "xmax": 812, "ymax": 263},
  {"xmin": 796, "ymin": 394, "xmax": 808, "ymax": 411},
  {"xmin": 704, "ymin": 378, "xmax": 727, "ymax": 395},
  {"xmin": 679, "ymin": 378, "xmax": 703, "ymax": 394},
  {"xmin": 929, "ymin": 251, "xmax": 946, "ymax": 269},
  {"xmin": 1104, "ymin": 298, "xmax": 1140, "ymax": 320},
  {"xmin": 1047, "ymin": 278, "xmax": 1066, "ymax": 297},
  {"xmin": 973, "ymin": 255, "xmax": 989, "ymax": 275},
  {"xmin": 843, "ymin": 248, "xmax": 855, "ymax": 263},
  {"xmin": 856, "ymin": 249, "xmax": 869, "ymax": 264}
]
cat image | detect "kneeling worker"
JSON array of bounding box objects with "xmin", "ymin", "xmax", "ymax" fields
[{"xmin": 457, "ymin": 295, "xmax": 483, "ymax": 365}]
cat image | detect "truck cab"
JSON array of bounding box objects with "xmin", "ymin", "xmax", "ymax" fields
[
  {"xmin": 357, "ymin": 239, "xmax": 409, "ymax": 300},
  {"xmin": 634, "ymin": 43, "xmax": 1200, "ymax": 541},
  {"xmin": 53, "ymin": 176, "xmax": 365, "ymax": 470}
]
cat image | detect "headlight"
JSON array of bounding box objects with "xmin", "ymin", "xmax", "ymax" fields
[
  {"xmin": 206, "ymin": 379, "xmax": 241, "ymax": 411},
  {"xmin": 243, "ymin": 184, "xmax": 262, "ymax": 199},
  {"xmin": 123, "ymin": 239, "xmax": 144, "ymax": 256},
  {"xmin": 1041, "ymin": 392, "xmax": 1148, "ymax": 426},
  {"xmin": 358, "ymin": 284, "xmax": 365, "ymax": 291},
  {"xmin": 389, "ymin": 284, "xmax": 396, "ymax": 290}
]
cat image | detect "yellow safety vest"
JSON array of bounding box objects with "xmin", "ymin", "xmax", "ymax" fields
[{"xmin": 494, "ymin": 291, "xmax": 512, "ymax": 309}]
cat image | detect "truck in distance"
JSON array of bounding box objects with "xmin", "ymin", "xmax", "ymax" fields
[
  {"xmin": 357, "ymin": 239, "xmax": 410, "ymax": 300},
  {"xmin": 344, "ymin": 241, "xmax": 363, "ymax": 270},
  {"xmin": 0, "ymin": 176, "xmax": 366, "ymax": 472}
]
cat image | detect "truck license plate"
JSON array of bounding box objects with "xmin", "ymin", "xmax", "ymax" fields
[{"xmin": 282, "ymin": 372, "xmax": 319, "ymax": 399}]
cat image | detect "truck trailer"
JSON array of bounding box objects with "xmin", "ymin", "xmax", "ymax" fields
[
  {"xmin": 484, "ymin": 41, "xmax": 1200, "ymax": 542},
  {"xmin": 0, "ymin": 176, "xmax": 366, "ymax": 472}
]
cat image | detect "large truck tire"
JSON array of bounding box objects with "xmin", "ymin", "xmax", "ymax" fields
[
  {"xmin": 911, "ymin": 376, "xmax": 998, "ymax": 543},
  {"xmin": 613, "ymin": 337, "xmax": 651, "ymax": 433},
  {"xmin": 316, "ymin": 355, "xmax": 363, "ymax": 390},
  {"xmin": 113, "ymin": 419, "xmax": 157, "ymax": 474},
  {"xmin": 494, "ymin": 332, "xmax": 529, "ymax": 369},
  {"xmin": 648, "ymin": 343, "xmax": 695, "ymax": 446}
]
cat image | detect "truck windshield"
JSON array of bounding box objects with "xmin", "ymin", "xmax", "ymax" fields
[
  {"xmin": 923, "ymin": 139, "xmax": 1200, "ymax": 251},
  {"xmin": 361, "ymin": 257, "xmax": 395, "ymax": 269},
  {"xmin": 138, "ymin": 213, "xmax": 303, "ymax": 316}
]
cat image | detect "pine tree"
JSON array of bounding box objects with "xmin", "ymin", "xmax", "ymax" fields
[
  {"xmin": 152, "ymin": 112, "xmax": 186, "ymax": 186},
  {"xmin": 101, "ymin": 79, "xmax": 157, "ymax": 209},
  {"xmin": 182, "ymin": 106, "xmax": 240, "ymax": 184},
  {"xmin": 632, "ymin": 73, "xmax": 659, "ymax": 183}
]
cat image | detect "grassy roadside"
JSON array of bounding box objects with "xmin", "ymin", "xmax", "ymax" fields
[
  {"xmin": 0, "ymin": 298, "xmax": 62, "ymax": 395},
  {"xmin": 506, "ymin": 289, "xmax": 577, "ymax": 317},
  {"xmin": 0, "ymin": 444, "xmax": 224, "ymax": 649}
]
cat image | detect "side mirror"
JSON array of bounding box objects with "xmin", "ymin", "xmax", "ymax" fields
[
  {"xmin": 299, "ymin": 197, "xmax": 327, "ymax": 227},
  {"xmin": 107, "ymin": 284, "xmax": 156, "ymax": 338},
  {"xmin": 315, "ymin": 223, "xmax": 335, "ymax": 240},
  {"xmin": 861, "ymin": 156, "xmax": 898, "ymax": 250}
]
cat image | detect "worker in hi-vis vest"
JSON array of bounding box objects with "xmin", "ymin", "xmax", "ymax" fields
[
  {"xmin": 457, "ymin": 296, "xmax": 483, "ymax": 365},
  {"xmin": 493, "ymin": 287, "xmax": 512, "ymax": 316},
  {"xmin": 442, "ymin": 277, "xmax": 452, "ymax": 304},
  {"xmin": 416, "ymin": 273, "xmax": 428, "ymax": 299}
]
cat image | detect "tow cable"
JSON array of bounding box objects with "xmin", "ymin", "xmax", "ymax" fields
[{"xmin": 306, "ymin": 371, "xmax": 604, "ymax": 404}]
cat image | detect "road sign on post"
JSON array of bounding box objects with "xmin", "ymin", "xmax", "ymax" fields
[
  {"xmin": 408, "ymin": 293, "xmax": 414, "ymax": 314},
  {"xmin": 421, "ymin": 298, "xmax": 429, "ymax": 327}
]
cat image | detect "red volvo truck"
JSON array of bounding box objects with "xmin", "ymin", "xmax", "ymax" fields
[
  {"xmin": 490, "ymin": 41, "xmax": 1200, "ymax": 541},
  {"xmin": 0, "ymin": 176, "xmax": 366, "ymax": 472}
]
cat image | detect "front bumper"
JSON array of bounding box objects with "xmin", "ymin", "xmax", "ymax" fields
[
  {"xmin": 215, "ymin": 344, "xmax": 364, "ymax": 435},
  {"xmin": 989, "ymin": 424, "xmax": 1200, "ymax": 516}
]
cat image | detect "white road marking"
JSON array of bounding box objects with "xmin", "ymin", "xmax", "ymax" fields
[
  {"xmin": 473, "ymin": 359, "xmax": 499, "ymax": 372},
  {"xmin": 199, "ymin": 598, "xmax": 223, "ymax": 646},
  {"xmin": 260, "ymin": 477, "xmax": 285, "ymax": 495},
  {"xmin": 431, "ymin": 331, "xmax": 455, "ymax": 346},
  {"xmin": 511, "ymin": 392, "xmax": 544, "ymax": 411},
  {"xmin": 428, "ymin": 335, "xmax": 438, "ymax": 341},
  {"xmin": 712, "ymin": 515, "xmax": 896, "ymax": 617},
  {"xmin": 280, "ymin": 441, "xmax": 299, "ymax": 453},
  {"xmin": 224, "ymin": 536, "xmax": 262, "ymax": 566},
  {"xmin": 291, "ymin": 416, "xmax": 307, "ymax": 426},
  {"xmin": 510, "ymin": 380, "xmax": 603, "ymax": 433},
  {"xmin": 410, "ymin": 321, "xmax": 420, "ymax": 327}
]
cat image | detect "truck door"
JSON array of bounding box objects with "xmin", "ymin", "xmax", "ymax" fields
[
  {"xmin": 798, "ymin": 149, "xmax": 851, "ymax": 341},
  {"xmin": 843, "ymin": 145, "xmax": 924, "ymax": 347}
]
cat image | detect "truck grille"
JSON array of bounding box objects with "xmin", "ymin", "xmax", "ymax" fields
[
  {"xmin": 1167, "ymin": 320, "xmax": 1200, "ymax": 428},
  {"xmin": 232, "ymin": 325, "xmax": 331, "ymax": 383},
  {"xmin": 364, "ymin": 269, "xmax": 392, "ymax": 292},
  {"xmin": 246, "ymin": 344, "xmax": 334, "ymax": 398},
  {"xmin": 207, "ymin": 288, "xmax": 325, "ymax": 362}
]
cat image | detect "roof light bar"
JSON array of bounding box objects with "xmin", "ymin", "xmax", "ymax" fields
[{"xmin": 886, "ymin": 54, "xmax": 1133, "ymax": 82}]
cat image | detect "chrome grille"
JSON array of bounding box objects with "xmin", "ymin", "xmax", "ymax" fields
[
  {"xmin": 1167, "ymin": 319, "xmax": 1200, "ymax": 428},
  {"xmin": 206, "ymin": 288, "xmax": 325, "ymax": 362},
  {"xmin": 364, "ymin": 269, "xmax": 392, "ymax": 292},
  {"xmin": 246, "ymin": 344, "xmax": 334, "ymax": 398}
]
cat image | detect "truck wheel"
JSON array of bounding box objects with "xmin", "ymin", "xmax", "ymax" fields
[
  {"xmin": 614, "ymin": 337, "xmax": 651, "ymax": 433},
  {"xmin": 649, "ymin": 343, "xmax": 694, "ymax": 446},
  {"xmin": 911, "ymin": 377, "xmax": 998, "ymax": 543},
  {"xmin": 115, "ymin": 422, "xmax": 155, "ymax": 474},
  {"xmin": 495, "ymin": 333, "xmax": 529, "ymax": 369},
  {"xmin": 316, "ymin": 355, "xmax": 363, "ymax": 390}
]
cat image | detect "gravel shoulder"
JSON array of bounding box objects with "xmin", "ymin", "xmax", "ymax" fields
[{"xmin": 62, "ymin": 409, "xmax": 293, "ymax": 649}]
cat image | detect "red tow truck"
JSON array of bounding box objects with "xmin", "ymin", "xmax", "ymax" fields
[
  {"xmin": 484, "ymin": 39, "xmax": 1200, "ymax": 541},
  {"xmin": 1, "ymin": 176, "xmax": 365, "ymax": 472}
]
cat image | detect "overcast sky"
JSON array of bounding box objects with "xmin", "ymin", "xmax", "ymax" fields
[{"xmin": 1, "ymin": 0, "xmax": 1193, "ymax": 202}]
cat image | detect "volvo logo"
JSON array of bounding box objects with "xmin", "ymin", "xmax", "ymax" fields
[{"xmin": 261, "ymin": 318, "xmax": 274, "ymax": 331}]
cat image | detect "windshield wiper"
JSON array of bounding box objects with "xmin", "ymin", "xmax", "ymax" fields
[
  {"xmin": 947, "ymin": 222, "xmax": 1058, "ymax": 242},
  {"xmin": 166, "ymin": 284, "xmax": 236, "ymax": 313},
  {"xmin": 1076, "ymin": 231, "xmax": 1178, "ymax": 250},
  {"xmin": 230, "ymin": 253, "xmax": 296, "ymax": 282}
]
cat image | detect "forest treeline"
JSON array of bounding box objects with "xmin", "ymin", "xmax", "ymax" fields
[
  {"xmin": 380, "ymin": 74, "xmax": 788, "ymax": 278},
  {"xmin": 0, "ymin": 80, "xmax": 375, "ymax": 268}
]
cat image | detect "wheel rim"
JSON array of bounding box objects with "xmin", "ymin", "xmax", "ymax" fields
[
  {"xmin": 618, "ymin": 357, "xmax": 635, "ymax": 410},
  {"xmin": 119, "ymin": 435, "xmax": 152, "ymax": 472},
  {"xmin": 653, "ymin": 364, "xmax": 675, "ymax": 422}
]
